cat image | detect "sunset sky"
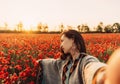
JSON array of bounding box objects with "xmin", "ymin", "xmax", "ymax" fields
[{"xmin": 0, "ymin": 0, "xmax": 120, "ymax": 31}]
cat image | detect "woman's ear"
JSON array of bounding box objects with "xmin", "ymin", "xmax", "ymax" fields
[{"xmin": 71, "ymin": 38, "xmax": 74, "ymax": 43}]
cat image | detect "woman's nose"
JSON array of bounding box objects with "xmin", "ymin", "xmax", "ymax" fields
[
  {"xmin": 60, "ymin": 43, "xmax": 63, "ymax": 49},
  {"xmin": 60, "ymin": 45, "xmax": 62, "ymax": 49}
]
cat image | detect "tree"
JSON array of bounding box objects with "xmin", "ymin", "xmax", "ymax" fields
[
  {"xmin": 37, "ymin": 23, "xmax": 42, "ymax": 32},
  {"xmin": 96, "ymin": 22, "xmax": 104, "ymax": 33},
  {"xmin": 104, "ymin": 25, "xmax": 112, "ymax": 33},
  {"xmin": 84, "ymin": 25, "xmax": 90, "ymax": 33},
  {"xmin": 59, "ymin": 23, "xmax": 64, "ymax": 32},
  {"xmin": 81, "ymin": 24, "xmax": 90, "ymax": 32},
  {"xmin": 112, "ymin": 23, "xmax": 120, "ymax": 33},
  {"xmin": 17, "ymin": 22, "xmax": 23, "ymax": 31},
  {"xmin": 77, "ymin": 25, "xmax": 81, "ymax": 32},
  {"xmin": 97, "ymin": 25, "xmax": 102, "ymax": 32},
  {"xmin": 67, "ymin": 25, "xmax": 73, "ymax": 30},
  {"xmin": 81, "ymin": 24, "xmax": 84, "ymax": 32},
  {"xmin": 43, "ymin": 24, "xmax": 48, "ymax": 32},
  {"xmin": 4, "ymin": 22, "xmax": 8, "ymax": 30},
  {"xmin": 96, "ymin": 22, "xmax": 104, "ymax": 32}
]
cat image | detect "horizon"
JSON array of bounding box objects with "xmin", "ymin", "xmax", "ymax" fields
[{"xmin": 0, "ymin": 0, "xmax": 120, "ymax": 31}]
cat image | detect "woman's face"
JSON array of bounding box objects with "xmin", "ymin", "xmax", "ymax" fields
[{"xmin": 60, "ymin": 35, "xmax": 74, "ymax": 54}]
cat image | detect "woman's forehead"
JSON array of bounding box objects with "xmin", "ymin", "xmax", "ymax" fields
[
  {"xmin": 61, "ymin": 35, "xmax": 72, "ymax": 41},
  {"xmin": 61, "ymin": 35, "xmax": 66, "ymax": 40}
]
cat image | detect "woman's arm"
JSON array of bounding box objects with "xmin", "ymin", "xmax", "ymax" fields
[
  {"xmin": 93, "ymin": 48, "xmax": 120, "ymax": 84},
  {"xmin": 82, "ymin": 56, "xmax": 106, "ymax": 84},
  {"xmin": 92, "ymin": 67, "xmax": 106, "ymax": 84},
  {"xmin": 105, "ymin": 48, "xmax": 120, "ymax": 84}
]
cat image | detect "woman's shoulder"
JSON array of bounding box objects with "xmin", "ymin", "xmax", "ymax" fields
[
  {"xmin": 79, "ymin": 54, "xmax": 101, "ymax": 68},
  {"xmin": 81, "ymin": 54, "xmax": 99, "ymax": 62}
]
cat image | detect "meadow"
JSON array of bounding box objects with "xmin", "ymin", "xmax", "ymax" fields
[{"xmin": 0, "ymin": 33, "xmax": 120, "ymax": 84}]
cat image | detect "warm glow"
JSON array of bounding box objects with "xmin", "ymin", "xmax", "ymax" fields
[
  {"xmin": 24, "ymin": 27, "xmax": 31, "ymax": 31},
  {"xmin": 22, "ymin": 22, "xmax": 36, "ymax": 31},
  {"xmin": 0, "ymin": 0, "xmax": 120, "ymax": 31}
]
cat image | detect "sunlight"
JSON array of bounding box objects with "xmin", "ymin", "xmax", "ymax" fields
[
  {"xmin": 19, "ymin": 21, "xmax": 37, "ymax": 31},
  {"xmin": 24, "ymin": 27, "xmax": 31, "ymax": 31},
  {"xmin": 0, "ymin": 0, "xmax": 120, "ymax": 32}
]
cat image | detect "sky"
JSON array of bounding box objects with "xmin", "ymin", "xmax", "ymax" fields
[{"xmin": 0, "ymin": 0, "xmax": 120, "ymax": 31}]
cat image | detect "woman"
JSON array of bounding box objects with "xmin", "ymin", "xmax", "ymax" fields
[{"xmin": 36, "ymin": 29, "xmax": 106, "ymax": 84}]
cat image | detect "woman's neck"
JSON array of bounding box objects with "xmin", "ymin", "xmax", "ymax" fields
[{"xmin": 71, "ymin": 51, "xmax": 80, "ymax": 61}]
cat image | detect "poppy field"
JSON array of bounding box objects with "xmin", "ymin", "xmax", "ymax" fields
[{"xmin": 0, "ymin": 33, "xmax": 120, "ymax": 84}]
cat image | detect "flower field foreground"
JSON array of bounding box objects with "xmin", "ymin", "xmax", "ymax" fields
[{"xmin": 0, "ymin": 33, "xmax": 120, "ymax": 84}]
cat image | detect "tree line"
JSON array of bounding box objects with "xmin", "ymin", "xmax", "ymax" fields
[
  {"xmin": 0, "ymin": 22, "xmax": 120, "ymax": 33},
  {"xmin": 60, "ymin": 22, "xmax": 120, "ymax": 33}
]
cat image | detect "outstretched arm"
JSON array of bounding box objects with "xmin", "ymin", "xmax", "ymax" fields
[
  {"xmin": 93, "ymin": 48, "xmax": 120, "ymax": 84},
  {"xmin": 105, "ymin": 48, "xmax": 120, "ymax": 84},
  {"xmin": 92, "ymin": 66, "xmax": 106, "ymax": 84},
  {"xmin": 82, "ymin": 56, "xmax": 106, "ymax": 84}
]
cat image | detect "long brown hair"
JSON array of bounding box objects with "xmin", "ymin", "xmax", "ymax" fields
[{"xmin": 60, "ymin": 30, "xmax": 86, "ymax": 60}]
